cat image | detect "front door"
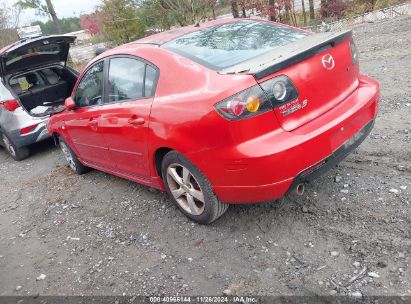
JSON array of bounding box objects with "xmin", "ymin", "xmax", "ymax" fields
[
  {"xmin": 64, "ymin": 60, "xmax": 113, "ymax": 168},
  {"xmin": 99, "ymin": 57, "xmax": 158, "ymax": 178}
]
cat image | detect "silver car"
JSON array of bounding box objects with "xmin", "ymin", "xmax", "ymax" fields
[{"xmin": 0, "ymin": 35, "xmax": 78, "ymax": 160}]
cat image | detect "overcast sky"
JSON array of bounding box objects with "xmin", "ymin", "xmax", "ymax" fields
[{"xmin": 5, "ymin": 0, "xmax": 101, "ymax": 25}]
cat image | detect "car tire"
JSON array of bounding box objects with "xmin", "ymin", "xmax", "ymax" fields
[
  {"xmin": 161, "ymin": 151, "xmax": 229, "ymax": 224},
  {"xmin": 1, "ymin": 132, "xmax": 29, "ymax": 161},
  {"xmin": 59, "ymin": 137, "xmax": 90, "ymax": 175}
]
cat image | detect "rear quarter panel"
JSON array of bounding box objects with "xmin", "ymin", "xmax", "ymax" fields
[{"xmin": 134, "ymin": 47, "xmax": 259, "ymax": 177}]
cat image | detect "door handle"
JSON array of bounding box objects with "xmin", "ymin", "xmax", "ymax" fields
[{"xmin": 128, "ymin": 117, "xmax": 145, "ymax": 126}]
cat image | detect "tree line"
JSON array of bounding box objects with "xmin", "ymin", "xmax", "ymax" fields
[{"xmin": 1, "ymin": 0, "xmax": 400, "ymax": 49}]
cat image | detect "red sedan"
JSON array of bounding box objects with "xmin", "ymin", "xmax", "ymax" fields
[{"xmin": 47, "ymin": 19, "xmax": 380, "ymax": 224}]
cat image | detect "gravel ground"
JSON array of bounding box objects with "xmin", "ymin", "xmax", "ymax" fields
[{"xmin": 0, "ymin": 16, "xmax": 410, "ymax": 297}]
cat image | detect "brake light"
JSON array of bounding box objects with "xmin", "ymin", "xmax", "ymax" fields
[
  {"xmin": 215, "ymin": 85, "xmax": 271, "ymax": 120},
  {"xmin": 0, "ymin": 99, "xmax": 20, "ymax": 112},
  {"xmin": 214, "ymin": 76, "xmax": 299, "ymax": 121},
  {"xmin": 20, "ymin": 124, "xmax": 39, "ymax": 135}
]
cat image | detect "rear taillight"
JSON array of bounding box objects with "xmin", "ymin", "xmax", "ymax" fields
[
  {"xmin": 20, "ymin": 123, "xmax": 39, "ymax": 135},
  {"xmin": 214, "ymin": 85, "xmax": 271, "ymax": 120},
  {"xmin": 260, "ymin": 75, "xmax": 299, "ymax": 108},
  {"xmin": 215, "ymin": 76, "xmax": 298, "ymax": 121},
  {"xmin": 0, "ymin": 99, "xmax": 20, "ymax": 112},
  {"xmin": 350, "ymin": 39, "xmax": 359, "ymax": 65}
]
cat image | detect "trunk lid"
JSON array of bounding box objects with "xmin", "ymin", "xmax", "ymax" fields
[
  {"xmin": 272, "ymin": 37, "xmax": 359, "ymax": 131},
  {"xmin": 221, "ymin": 30, "xmax": 359, "ymax": 131},
  {"xmin": 0, "ymin": 35, "xmax": 75, "ymax": 77}
]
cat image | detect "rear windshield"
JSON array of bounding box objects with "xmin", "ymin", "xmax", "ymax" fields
[
  {"xmin": 162, "ymin": 20, "xmax": 307, "ymax": 70},
  {"xmin": 5, "ymin": 43, "xmax": 64, "ymax": 67}
]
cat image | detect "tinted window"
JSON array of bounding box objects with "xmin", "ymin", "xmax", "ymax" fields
[
  {"xmin": 108, "ymin": 58, "xmax": 145, "ymax": 103},
  {"xmin": 145, "ymin": 65, "xmax": 157, "ymax": 97},
  {"xmin": 74, "ymin": 61, "xmax": 104, "ymax": 107},
  {"xmin": 163, "ymin": 21, "xmax": 307, "ymax": 70}
]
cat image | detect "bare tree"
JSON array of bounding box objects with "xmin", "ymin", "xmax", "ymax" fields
[
  {"xmin": 45, "ymin": 0, "xmax": 62, "ymax": 33},
  {"xmin": 0, "ymin": 3, "xmax": 20, "ymax": 48},
  {"xmin": 320, "ymin": 0, "xmax": 327, "ymax": 17},
  {"xmin": 18, "ymin": 0, "xmax": 62, "ymax": 33},
  {"xmin": 152, "ymin": 0, "xmax": 216, "ymax": 25},
  {"xmin": 301, "ymin": 0, "xmax": 307, "ymax": 24},
  {"xmin": 231, "ymin": 0, "xmax": 239, "ymax": 18},
  {"xmin": 268, "ymin": 0, "xmax": 276, "ymax": 21},
  {"xmin": 308, "ymin": 0, "xmax": 315, "ymax": 19}
]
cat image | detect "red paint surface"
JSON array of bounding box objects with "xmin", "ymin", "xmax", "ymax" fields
[{"xmin": 47, "ymin": 19, "xmax": 380, "ymax": 203}]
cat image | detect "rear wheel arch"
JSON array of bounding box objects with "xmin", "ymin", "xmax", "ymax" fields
[
  {"xmin": 52, "ymin": 132, "xmax": 60, "ymax": 144},
  {"xmin": 58, "ymin": 136, "xmax": 90, "ymax": 175},
  {"xmin": 154, "ymin": 147, "xmax": 173, "ymax": 178},
  {"xmin": 154, "ymin": 147, "xmax": 214, "ymax": 185},
  {"xmin": 160, "ymin": 150, "xmax": 229, "ymax": 224}
]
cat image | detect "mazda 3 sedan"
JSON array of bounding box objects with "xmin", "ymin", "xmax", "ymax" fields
[{"xmin": 47, "ymin": 19, "xmax": 380, "ymax": 224}]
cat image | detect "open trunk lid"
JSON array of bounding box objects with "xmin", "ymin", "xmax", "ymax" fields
[
  {"xmin": 222, "ymin": 30, "xmax": 359, "ymax": 131},
  {"xmin": 0, "ymin": 35, "xmax": 75, "ymax": 77}
]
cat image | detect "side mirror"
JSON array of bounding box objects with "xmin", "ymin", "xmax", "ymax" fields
[{"xmin": 65, "ymin": 97, "xmax": 76, "ymax": 111}]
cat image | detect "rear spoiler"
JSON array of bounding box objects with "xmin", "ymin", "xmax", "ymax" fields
[{"xmin": 219, "ymin": 30, "xmax": 352, "ymax": 80}]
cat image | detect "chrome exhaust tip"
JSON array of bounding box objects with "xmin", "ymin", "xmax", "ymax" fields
[{"xmin": 296, "ymin": 183, "xmax": 305, "ymax": 196}]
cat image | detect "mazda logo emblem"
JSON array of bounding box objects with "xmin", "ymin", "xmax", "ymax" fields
[{"xmin": 322, "ymin": 54, "xmax": 335, "ymax": 70}]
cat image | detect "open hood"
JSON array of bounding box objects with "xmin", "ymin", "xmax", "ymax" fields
[{"xmin": 0, "ymin": 35, "xmax": 76, "ymax": 76}]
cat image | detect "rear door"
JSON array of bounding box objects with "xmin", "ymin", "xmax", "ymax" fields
[
  {"xmin": 98, "ymin": 56, "xmax": 158, "ymax": 178},
  {"xmin": 63, "ymin": 60, "xmax": 114, "ymax": 168}
]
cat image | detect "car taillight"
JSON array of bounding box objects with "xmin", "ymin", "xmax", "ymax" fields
[
  {"xmin": 259, "ymin": 75, "xmax": 299, "ymax": 108},
  {"xmin": 350, "ymin": 39, "xmax": 359, "ymax": 65},
  {"xmin": 20, "ymin": 123, "xmax": 39, "ymax": 135},
  {"xmin": 215, "ymin": 76, "xmax": 299, "ymax": 120},
  {"xmin": 0, "ymin": 99, "xmax": 20, "ymax": 112},
  {"xmin": 214, "ymin": 85, "xmax": 271, "ymax": 120}
]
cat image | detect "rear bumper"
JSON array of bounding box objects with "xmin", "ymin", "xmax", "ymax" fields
[
  {"xmin": 190, "ymin": 75, "xmax": 380, "ymax": 203},
  {"xmin": 288, "ymin": 119, "xmax": 374, "ymax": 191},
  {"xmin": 7, "ymin": 120, "xmax": 50, "ymax": 148},
  {"xmin": 1, "ymin": 106, "xmax": 51, "ymax": 148}
]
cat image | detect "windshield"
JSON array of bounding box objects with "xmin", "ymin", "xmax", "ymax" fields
[{"xmin": 162, "ymin": 20, "xmax": 307, "ymax": 70}]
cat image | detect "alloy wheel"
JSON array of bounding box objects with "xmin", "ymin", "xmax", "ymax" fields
[
  {"xmin": 2, "ymin": 134, "xmax": 16, "ymax": 157},
  {"xmin": 60, "ymin": 141, "xmax": 77, "ymax": 171},
  {"xmin": 166, "ymin": 163, "xmax": 205, "ymax": 216}
]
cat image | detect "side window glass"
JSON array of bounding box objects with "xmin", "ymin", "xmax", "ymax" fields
[
  {"xmin": 145, "ymin": 65, "xmax": 157, "ymax": 97},
  {"xmin": 74, "ymin": 61, "xmax": 104, "ymax": 107},
  {"xmin": 108, "ymin": 57, "xmax": 145, "ymax": 103}
]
